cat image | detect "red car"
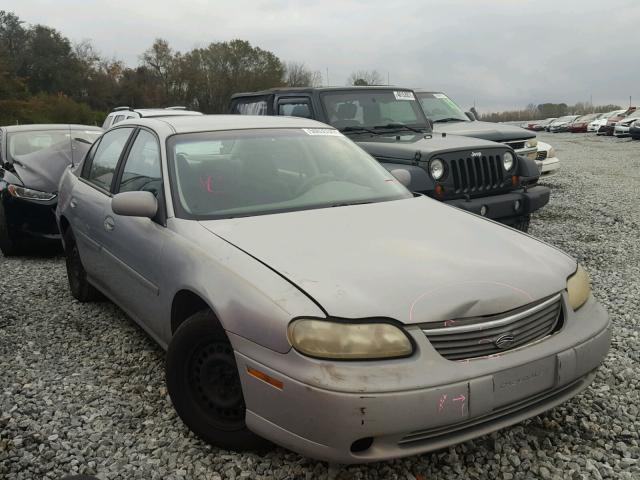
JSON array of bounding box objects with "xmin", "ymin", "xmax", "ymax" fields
[
  {"xmin": 599, "ymin": 107, "xmax": 637, "ymax": 136},
  {"xmin": 568, "ymin": 113, "xmax": 601, "ymax": 133}
]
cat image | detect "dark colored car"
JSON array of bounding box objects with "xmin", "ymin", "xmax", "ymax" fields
[
  {"xmin": 630, "ymin": 119, "xmax": 640, "ymax": 140},
  {"xmin": 567, "ymin": 113, "xmax": 601, "ymax": 133},
  {"xmin": 0, "ymin": 124, "xmax": 102, "ymax": 255},
  {"xmin": 599, "ymin": 107, "xmax": 637, "ymax": 136},
  {"xmin": 414, "ymin": 91, "xmax": 538, "ymax": 160},
  {"xmin": 230, "ymin": 87, "xmax": 549, "ymax": 232}
]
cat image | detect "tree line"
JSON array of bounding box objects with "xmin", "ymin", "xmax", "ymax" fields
[{"xmin": 479, "ymin": 102, "xmax": 623, "ymax": 123}]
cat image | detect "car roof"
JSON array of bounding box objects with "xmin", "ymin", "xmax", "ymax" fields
[
  {"xmin": 231, "ymin": 86, "xmax": 416, "ymax": 98},
  {"xmin": 2, "ymin": 124, "xmax": 102, "ymax": 133},
  {"xmin": 111, "ymin": 109, "xmax": 203, "ymax": 118},
  {"xmin": 118, "ymin": 114, "xmax": 334, "ymax": 133}
]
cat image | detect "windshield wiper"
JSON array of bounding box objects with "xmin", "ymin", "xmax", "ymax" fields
[
  {"xmin": 340, "ymin": 126, "xmax": 378, "ymax": 135},
  {"xmin": 73, "ymin": 137, "xmax": 93, "ymax": 145},
  {"xmin": 432, "ymin": 117, "xmax": 466, "ymax": 123},
  {"xmin": 373, "ymin": 123, "xmax": 426, "ymax": 134},
  {"xmin": 330, "ymin": 201, "xmax": 374, "ymax": 208}
]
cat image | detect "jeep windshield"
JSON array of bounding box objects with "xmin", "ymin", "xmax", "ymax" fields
[
  {"xmin": 320, "ymin": 90, "xmax": 430, "ymax": 134},
  {"xmin": 415, "ymin": 92, "xmax": 470, "ymax": 123},
  {"xmin": 168, "ymin": 128, "xmax": 412, "ymax": 219}
]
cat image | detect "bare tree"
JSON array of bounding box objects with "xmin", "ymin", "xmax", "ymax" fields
[
  {"xmin": 284, "ymin": 61, "xmax": 321, "ymax": 87},
  {"xmin": 348, "ymin": 70, "xmax": 383, "ymax": 86}
]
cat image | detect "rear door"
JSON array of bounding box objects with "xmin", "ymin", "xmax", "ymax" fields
[{"xmin": 72, "ymin": 127, "xmax": 135, "ymax": 281}]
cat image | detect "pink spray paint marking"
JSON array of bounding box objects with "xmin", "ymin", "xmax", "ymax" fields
[
  {"xmin": 452, "ymin": 394, "xmax": 466, "ymax": 416},
  {"xmin": 438, "ymin": 394, "xmax": 447, "ymax": 413}
]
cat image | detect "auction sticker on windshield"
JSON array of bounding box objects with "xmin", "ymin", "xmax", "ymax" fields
[
  {"xmin": 394, "ymin": 91, "xmax": 415, "ymax": 101},
  {"xmin": 302, "ymin": 128, "xmax": 342, "ymax": 136}
]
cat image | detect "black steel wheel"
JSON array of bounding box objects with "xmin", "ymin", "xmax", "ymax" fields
[
  {"xmin": 64, "ymin": 229, "xmax": 101, "ymax": 302},
  {"xmin": 166, "ymin": 310, "xmax": 270, "ymax": 451},
  {"xmin": 0, "ymin": 201, "xmax": 20, "ymax": 256}
]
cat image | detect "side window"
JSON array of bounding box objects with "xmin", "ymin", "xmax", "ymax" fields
[
  {"xmin": 101, "ymin": 116, "xmax": 113, "ymax": 129},
  {"xmin": 112, "ymin": 115, "xmax": 125, "ymax": 125},
  {"xmin": 277, "ymin": 99, "xmax": 313, "ymax": 119},
  {"xmin": 232, "ymin": 97, "xmax": 268, "ymax": 115},
  {"xmin": 118, "ymin": 130, "xmax": 162, "ymax": 196},
  {"xmin": 85, "ymin": 128, "xmax": 133, "ymax": 191}
]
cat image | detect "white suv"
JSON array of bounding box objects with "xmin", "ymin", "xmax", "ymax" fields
[{"xmin": 102, "ymin": 106, "xmax": 202, "ymax": 129}]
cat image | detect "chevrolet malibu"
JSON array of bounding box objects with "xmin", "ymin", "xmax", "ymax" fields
[{"xmin": 56, "ymin": 115, "xmax": 610, "ymax": 464}]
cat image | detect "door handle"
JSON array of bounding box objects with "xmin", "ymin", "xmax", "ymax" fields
[
  {"xmin": 103, "ymin": 216, "xmax": 115, "ymax": 232},
  {"xmin": 70, "ymin": 198, "xmax": 77, "ymax": 209}
]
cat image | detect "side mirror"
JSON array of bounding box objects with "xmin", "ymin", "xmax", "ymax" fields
[
  {"xmin": 112, "ymin": 191, "xmax": 157, "ymax": 218},
  {"xmin": 465, "ymin": 111, "xmax": 476, "ymax": 121},
  {"xmin": 390, "ymin": 169, "xmax": 411, "ymax": 188}
]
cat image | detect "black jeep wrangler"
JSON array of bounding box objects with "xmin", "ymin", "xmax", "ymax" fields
[{"xmin": 230, "ymin": 87, "xmax": 549, "ymax": 231}]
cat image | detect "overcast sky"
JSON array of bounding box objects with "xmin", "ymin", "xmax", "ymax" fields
[{"xmin": 4, "ymin": 0, "xmax": 639, "ymax": 112}]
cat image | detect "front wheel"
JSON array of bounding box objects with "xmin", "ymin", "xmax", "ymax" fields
[
  {"xmin": 0, "ymin": 201, "xmax": 20, "ymax": 256},
  {"xmin": 166, "ymin": 310, "xmax": 270, "ymax": 451}
]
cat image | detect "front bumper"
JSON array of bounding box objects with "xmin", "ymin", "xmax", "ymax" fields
[
  {"xmin": 1, "ymin": 193, "xmax": 60, "ymax": 240},
  {"xmin": 537, "ymin": 156, "xmax": 560, "ymax": 176},
  {"xmin": 614, "ymin": 125, "xmax": 630, "ymax": 137},
  {"xmin": 630, "ymin": 126, "xmax": 640, "ymax": 139},
  {"xmin": 232, "ymin": 294, "xmax": 610, "ymax": 463},
  {"xmin": 443, "ymin": 185, "xmax": 549, "ymax": 222}
]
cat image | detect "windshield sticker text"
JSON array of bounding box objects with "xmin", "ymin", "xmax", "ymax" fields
[{"xmin": 394, "ymin": 91, "xmax": 415, "ymax": 101}]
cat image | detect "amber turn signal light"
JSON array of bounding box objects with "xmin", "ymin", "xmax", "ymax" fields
[
  {"xmin": 511, "ymin": 175, "xmax": 520, "ymax": 187},
  {"xmin": 247, "ymin": 366, "xmax": 284, "ymax": 390},
  {"xmin": 435, "ymin": 184, "xmax": 444, "ymax": 197}
]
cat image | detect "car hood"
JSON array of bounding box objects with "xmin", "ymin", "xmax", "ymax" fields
[
  {"xmin": 9, "ymin": 142, "xmax": 91, "ymax": 192},
  {"xmin": 199, "ymin": 197, "xmax": 575, "ymax": 324},
  {"xmin": 352, "ymin": 133, "xmax": 506, "ymax": 161},
  {"xmin": 432, "ymin": 120, "xmax": 535, "ymax": 142}
]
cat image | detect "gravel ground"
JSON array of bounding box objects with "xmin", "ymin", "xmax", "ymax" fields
[{"xmin": 1, "ymin": 132, "xmax": 639, "ymax": 480}]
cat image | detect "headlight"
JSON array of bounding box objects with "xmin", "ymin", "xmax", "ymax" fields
[
  {"xmin": 548, "ymin": 147, "xmax": 556, "ymax": 158},
  {"xmin": 7, "ymin": 184, "xmax": 56, "ymax": 201},
  {"xmin": 288, "ymin": 319, "xmax": 413, "ymax": 359},
  {"xmin": 503, "ymin": 151, "xmax": 515, "ymax": 171},
  {"xmin": 525, "ymin": 138, "xmax": 538, "ymax": 148},
  {"xmin": 567, "ymin": 264, "xmax": 591, "ymax": 311},
  {"xmin": 429, "ymin": 158, "xmax": 445, "ymax": 180}
]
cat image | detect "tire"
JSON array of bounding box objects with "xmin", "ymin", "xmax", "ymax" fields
[
  {"xmin": 166, "ymin": 310, "xmax": 269, "ymax": 451},
  {"xmin": 64, "ymin": 229, "xmax": 101, "ymax": 302},
  {"xmin": 0, "ymin": 201, "xmax": 20, "ymax": 256},
  {"xmin": 512, "ymin": 214, "xmax": 531, "ymax": 233}
]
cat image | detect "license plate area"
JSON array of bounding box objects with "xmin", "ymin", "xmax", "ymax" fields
[{"xmin": 492, "ymin": 356, "xmax": 556, "ymax": 407}]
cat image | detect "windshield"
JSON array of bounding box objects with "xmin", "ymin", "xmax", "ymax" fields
[
  {"xmin": 624, "ymin": 110, "xmax": 640, "ymax": 119},
  {"xmin": 168, "ymin": 128, "xmax": 412, "ymax": 219},
  {"xmin": 576, "ymin": 114, "xmax": 598, "ymax": 122},
  {"xmin": 415, "ymin": 92, "xmax": 469, "ymax": 123},
  {"xmin": 7, "ymin": 129, "xmax": 102, "ymax": 164},
  {"xmin": 320, "ymin": 90, "xmax": 429, "ymax": 132}
]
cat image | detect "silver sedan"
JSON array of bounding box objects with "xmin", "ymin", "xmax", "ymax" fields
[{"xmin": 56, "ymin": 115, "xmax": 610, "ymax": 464}]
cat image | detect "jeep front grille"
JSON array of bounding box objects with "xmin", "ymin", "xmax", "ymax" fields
[
  {"xmin": 536, "ymin": 150, "xmax": 548, "ymax": 160},
  {"xmin": 421, "ymin": 294, "xmax": 563, "ymax": 361},
  {"xmin": 450, "ymin": 155, "xmax": 505, "ymax": 194}
]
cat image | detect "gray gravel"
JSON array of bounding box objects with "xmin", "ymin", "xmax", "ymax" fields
[{"xmin": 1, "ymin": 132, "xmax": 639, "ymax": 480}]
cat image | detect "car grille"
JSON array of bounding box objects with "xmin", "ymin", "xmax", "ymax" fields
[
  {"xmin": 449, "ymin": 155, "xmax": 506, "ymax": 194},
  {"xmin": 504, "ymin": 141, "xmax": 525, "ymax": 150},
  {"xmin": 536, "ymin": 150, "xmax": 548, "ymax": 160},
  {"xmin": 421, "ymin": 294, "xmax": 563, "ymax": 361}
]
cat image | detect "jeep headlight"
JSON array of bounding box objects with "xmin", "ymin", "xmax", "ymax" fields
[
  {"xmin": 288, "ymin": 319, "xmax": 413, "ymax": 359},
  {"xmin": 7, "ymin": 184, "xmax": 56, "ymax": 201},
  {"xmin": 525, "ymin": 138, "xmax": 538, "ymax": 148},
  {"xmin": 429, "ymin": 158, "xmax": 445, "ymax": 180},
  {"xmin": 567, "ymin": 264, "xmax": 591, "ymax": 311},
  {"xmin": 503, "ymin": 151, "xmax": 515, "ymax": 171}
]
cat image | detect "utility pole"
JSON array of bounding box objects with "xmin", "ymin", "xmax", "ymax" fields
[
  {"xmin": 326, "ymin": 68, "xmax": 329, "ymax": 87},
  {"xmin": 387, "ymin": 72, "xmax": 390, "ymax": 85}
]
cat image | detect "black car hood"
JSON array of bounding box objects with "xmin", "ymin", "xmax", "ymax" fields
[
  {"xmin": 432, "ymin": 121, "xmax": 535, "ymax": 142},
  {"xmin": 352, "ymin": 133, "xmax": 507, "ymax": 161},
  {"xmin": 10, "ymin": 141, "xmax": 90, "ymax": 192}
]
